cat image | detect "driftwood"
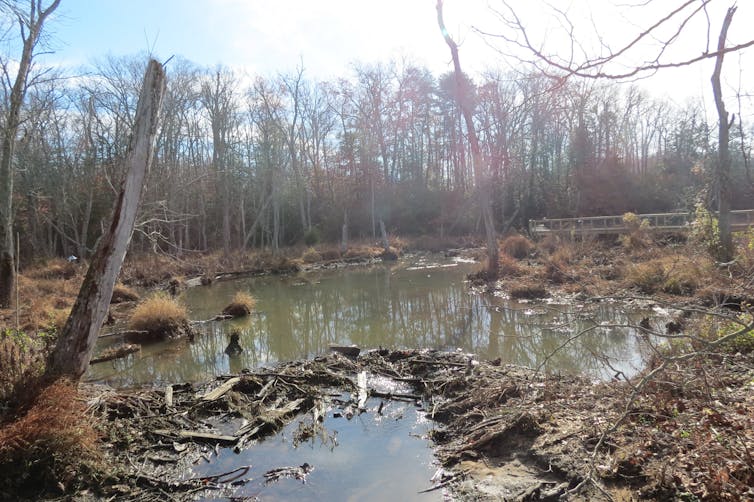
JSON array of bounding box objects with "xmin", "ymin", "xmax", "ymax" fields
[
  {"xmin": 356, "ymin": 371, "xmax": 368, "ymax": 409},
  {"xmin": 200, "ymin": 377, "xmax": 241, "ymax": 401},
  {"xmin": 99, "ymin": 329, "xmax": 148, "ymax": 339},
  {"xmin": 89, "ymin": 344, "xmax": 140, "ymax": 364},
  {"xmin": 330, "ymin": 344, "xmax": 360, "ymax": 358}
]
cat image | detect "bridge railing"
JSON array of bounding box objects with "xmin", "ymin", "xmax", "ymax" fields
[{"xmin": 529, "ymin": 209, "xmax": 754, "ymax": 236}]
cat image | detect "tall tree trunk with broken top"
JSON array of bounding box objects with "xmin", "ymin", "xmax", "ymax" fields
[
  {"xmin": 711, "ymin": 6, "xmax": 736, "ymax": 263},
  {"xmin": 46, "ymin": 59, "xmax": 167, "ymax": 381},
  {"xmin": 436, "ymin": 0, "xmax": 499, "ymax": 277}
]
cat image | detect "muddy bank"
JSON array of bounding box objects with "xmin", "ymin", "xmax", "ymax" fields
[{"xmin": 11, "ymin": 346, "xmax": 749, "ymax": 501}]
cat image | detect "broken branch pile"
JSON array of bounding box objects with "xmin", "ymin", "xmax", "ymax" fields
[{"xmin": 75, "ymin": 347, "xmax": 753, "ymax": 501}]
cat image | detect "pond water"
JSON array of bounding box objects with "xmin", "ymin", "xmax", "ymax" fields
[
  {"xmin": 88, "ymin": 254, "xmax": 648, "ymax": 387},
  {"xmin": 86, "ymin": 254, "xmax": 651, "ymax": 501}
]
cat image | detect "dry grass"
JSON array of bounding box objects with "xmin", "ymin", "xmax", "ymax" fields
[
  {"xmin": 344, "ymin": 245, "xmax": 382, "ymax": 259},
  {"xmin": 23, "ymin": 258, "xmax": 79, "ymax": 280},
  {"xmin": 129, "ymin": 292, "xmax": 188, "ymax": 337},
  {"xmin": 301, "ymin": 247, "xmax": 323, "ymax": 264},
  {"xmin": 317, "ymin": 245, "xmax": 342, "ymax": 261},
  {"xmin": 625, "ymin": 255, "xmax": 703, "ymax": 295},
  {"xmin": 110, "ymin": 283, "xmax": 140, "ymax": 303},
  {"xmin": 498, "ymin": 254, "xmax": 523, "ymax": 277},
  {"xmin": 223, "ymin": 291, "xmax": 256, "ymax": 317},
  {"xmin": 0, "ymin": 332, "xmax": 47, "ymax": 405},
  {"xmin": 509, "ymin": 282, "xmax": 548, "ymax": 300},
  {"xmin": 0, "ymin": 379, "xmax": 101, "ymax": 495},
  {"xmin": 500, "ymin": 234, "xmax": 534, "ymax": 259}
]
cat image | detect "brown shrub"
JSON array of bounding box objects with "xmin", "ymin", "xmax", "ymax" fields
[
  {"xmin": 129, "ymin": 293, "xmax": 189, "ymax": 339},
  {"xmin": 509, "ymin": 283, "xmax": 548, "ymax": 300},
  {"xmin": 0, "ymin": 379, "xmax": 101, "ymax": 495},
  {"xmin": 500, "ymin": 235, "xmax": 535, "ymax": 259},
  {"xmin": 222, "ymin": 291, "xmax": 256, "ymax": 318},
  {"xmin": 544, "ymin": 259, "xmax": 568, "ymax": 284},
  {"xmin": 537, "ymin": 234, "xmax": 561, "ymax": 255},
  {"xmin": 110, "ymin": 283, "xmax": 140, "ymax": 303},
  {"xmin": 498, "ymin": 254, "xmax": 523, "ymax": 277},
  {"xmin": 344, "ymin": 245, "xmax": 381, "ymax": 259},
  {"xmin": 301, "ymin": 247, "xmax": 322, "ymax": 264},
  {"xmin": 319, "ymin": 247, "xmax": 342, "ymax": 261},
  {"xmin": 625, "ymin": 261, "xmax": 666, "ymax": 294},
  {"xmin": 24, "ymin": 259, "xmax": 78, "ymax": 280},
  {"xmin": 625, "ymin": 255, "xmax": 701, "ymax": 295},
  {"xmin": 0, "ymin": 332, "xmax": 47, "ymax": 405}
]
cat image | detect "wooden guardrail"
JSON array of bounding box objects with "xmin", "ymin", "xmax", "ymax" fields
[{"xmin": 529, "ymin": 209, "xmax": 754, "ymax": 237}]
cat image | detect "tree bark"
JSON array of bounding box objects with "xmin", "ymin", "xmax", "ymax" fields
[
  {"xmin": 46, "ymin": 60, "xmax": 166, "ymax": 380},
  {"xmin": 436, "ymin": 0, "xmax": 498, "ymax": 276},
  {"xmin": 711, "ymin": 6, "xmax": 735, "ymax": 263}
]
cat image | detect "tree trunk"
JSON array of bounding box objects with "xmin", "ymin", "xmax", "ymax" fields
[
  {"xmin": 436, "ymin": 0, "xmax": 498, "ymax": 276},
  {"xmin": 46, "ymin": 60, "xmax": 166, "ymax": 381},
  {"xmin": 711, "ymin": 7, "xmax": 735, "ymax": 263}
]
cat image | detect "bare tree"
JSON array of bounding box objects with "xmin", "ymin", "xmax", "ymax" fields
[
  {"xmin": 0, "ymin": 0, "xmax": 61, "ymax": 307},
  {"xmin": 437, "ymin": 0, "xmax": 499, "ymax": 276},
  {"xmin": 482, "ymin": 1, "xmax": 753, "ymax": 258},
  {"xmin": 201, "ymin": 67, "xmax": 238, "ymax": 256},
  {"xmin": 711, "ymin": 6, "xmax": 736, "ymax": 262}
]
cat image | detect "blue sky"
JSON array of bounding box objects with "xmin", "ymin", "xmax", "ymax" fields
[
  {"xmin": 29, "ymin": 0, "xmax": 754, "ymax": 116},
  {"xmin": 47, "ymin": 0, "xmax": 480, "ymax": 78}
]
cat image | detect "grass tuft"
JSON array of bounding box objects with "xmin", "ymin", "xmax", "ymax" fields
[
  {"xmin": 501, "ymin": 235, "xmax": 534, "ymax": 259},
  {"xmin": 110, "ymin": 283, "xmax": 140, "ymax": 303},
  {"xmin": 129, "ymin": 293, "xmax": 189, "ymax": 339},
  {"xmin": 222, "ymin": 291, "xmax": 256, "ymax": 318}
]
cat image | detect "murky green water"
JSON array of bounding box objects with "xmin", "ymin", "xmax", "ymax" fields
[
  {"xmin": 86, "ymin": 254, "xmax": 651, "ymax": 501},
  {"xmin": 88, "ymin": 254, "xmax": 648, "ymax": 387}
]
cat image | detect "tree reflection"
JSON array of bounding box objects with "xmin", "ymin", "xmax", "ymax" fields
[{"xmin": 87, "ymin": 260, "xmax": 651, "ymax": 386}]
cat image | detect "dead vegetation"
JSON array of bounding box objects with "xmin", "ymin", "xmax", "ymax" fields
[
  {"xmin": 0, "ymin": 379, "xmax": 102, "ymax": 498},
  {"xmin": 8, "ymin": 342, "xmax": 742, "ymax": 501},
  {"xmin": 127, "ymin": 293, "xmax": 192, "ymax": 342},
  {"xmin": 222, "ymin": 291, "xmax": 255, "ymax": 318},
  {"xmin": 485, "ymin": 232, "xmax": 750, "ymax": 308}
]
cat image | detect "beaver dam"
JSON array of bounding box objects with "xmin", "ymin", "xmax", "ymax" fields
[{"xmin": 70, "ymin": 254, "xmax": 754, "ymax": 501}]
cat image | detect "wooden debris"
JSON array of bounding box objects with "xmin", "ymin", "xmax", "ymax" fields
[
  {"xmin": 200, "ymin": 377, "xmax": 241, "ymax": 401},
  {"xmin": 99, "ymin": 329, "xmax": 148, "ymax": 339},
  {"xmin": 263, "ymin": 463, "xmax": 313, "ymax": 484},
  {"xmin": 152, "ymin": 429, "xmax": 237, "ymax": 444},
  {"xmin": 330, "ymin": 344, "xmax": 360, "ymax": 358},
  {"xmin": 356, "ymin": 371, "xmax": 368, "ymax": 409},
  {"xmin": 164, "ymin": 385, "xmax": 173, "ymax": 407},
  {"xmin": 89, "ymin": 343, "xmax": 141, "ymax": 364}
]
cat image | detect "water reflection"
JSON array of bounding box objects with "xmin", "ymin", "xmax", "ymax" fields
[{"xmin": 87, "ymin": 256, "xmax": 649, "ymax": 386}]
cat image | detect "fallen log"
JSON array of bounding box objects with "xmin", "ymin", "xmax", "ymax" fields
[
  {"xmin": 89, "ymin": 344, "xmax": 141, "ymax": 364},
  {"xmin": 99, "ymin": 329, "xmax": 148, "ymax": 339},
  {"xmin": 330, "ymin": 344, "xmax": 360, "ymax": 358}
]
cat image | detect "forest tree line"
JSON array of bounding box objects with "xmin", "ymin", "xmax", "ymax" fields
[{"xmin": 8, "ymin": 55, "xmax": 754, "ymax": 262}]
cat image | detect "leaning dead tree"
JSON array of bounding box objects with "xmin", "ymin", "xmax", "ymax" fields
[
  {"xmin": 436, "ymin": 0, "xmax": 499, "ymax": 276},
  {"xmin": 46, "ymin": 60, "xmax": 167, "ymax": 380}
]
